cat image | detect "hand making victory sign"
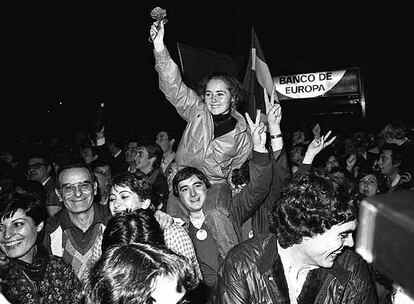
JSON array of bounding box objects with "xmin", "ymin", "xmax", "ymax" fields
[{"xmin": 245, "ymin": 109, "xmax": 267, "ymax": 153}]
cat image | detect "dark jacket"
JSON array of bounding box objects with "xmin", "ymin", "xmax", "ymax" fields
[
  {"xmin": 182, "ymin": 150, "xmax": 273, "ymax": 303},
  {"xmin": 230, "ymin": 150, "xmax": 277, "ymax": 241},
  {"xmin": 218, "ymin": 233, "xmax": 378, "ymax": 304},
  {"xmin": 3, "ymin": 255, "xmax": 81, "ymax": 304}
]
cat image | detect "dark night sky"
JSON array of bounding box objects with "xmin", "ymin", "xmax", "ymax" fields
[{"xmin": 2, "ymin": 2, "xmax": 412, "ymax": 143}]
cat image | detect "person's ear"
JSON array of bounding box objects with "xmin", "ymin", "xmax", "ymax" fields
[
  {"xmin": 93, "ymin": 181, "xmax": 98, "ymax": 195},
  {"xmin": 149, "ymin": 156, "xmax": 156, "ymax": 168},
  {"xmin": 46, "ymin": 164, "xmax": 52, "ymax": 176},
  {"xmin": 36, "ymin": 221, "xmax": 44, "ymax": 232},
  {"xmin": 55, "ymin": 189, "xmax": 63, "ymax": 202},
  {"xmin": 170, "ymin": 138, "xmax": 175, "ymax": 148},
  {"xmin": 141, "ymin": 199, "xmax": 151, "ymax": 210}
]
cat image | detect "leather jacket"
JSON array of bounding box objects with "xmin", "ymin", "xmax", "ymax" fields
[{"xmin": 218, "ymin": 233, "xmax": 378, "ymax": 304}]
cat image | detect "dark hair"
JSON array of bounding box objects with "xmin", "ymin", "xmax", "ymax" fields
[
  {"xmin": 379, "ymin": 143, "xmax": 405, "ymax": 167},
  {"xmin": 358, "ymin": 168, "xmax": 388, "ymax": 195},
  {"xmin": 81, "ymin": 242, "xmax": 198, "ymax": 304},
  {"xmin": 198, "ymin": 72, "xmax": 244, "ymax": 110},
  {"xmin": 26, "ymin": 152, "xmax": 51, "ymax": 167},
  {"xmin": 13, "ymin": 179, "xmax": 47, "ymax": 203},
  {"xmin": 172, "ymin": 167, "xmax": 211, "ymax": 197},
  {"xmin": 272, "ymin": 169, "xmax": 358, "ymax": 248},
  {"xmin": 0, "ymin": 160, "xmax": 14, "ymax": 199},
  {"xmin": 139, "ymin": 140, "xmax": 163, "ymax": 170},
  {"xmin": 101, "ymin": 209, "xmax": 164, "ymax": 253},
  {"xmin": 56, "ymin": 162, "xmax": 95, "ymax": 187},
  {"xmin": 382, "ymin": 120, "xmax": 406, "ymax": 141},
  {"xmin": 0, "ymin": 194, "xmax": 47, "ymax": 246},
  {"xmin": 0, "ymin": 195, "xmax": 47, "ymax": 226},
  {"xmin": 231, "ymin": 159, "xmax": 250, "ymax": 187},
  {"xmin": 155, "ymin": 129, "xmax": 178, "ymax": 152},
  {"xmin": 111, "ymin": 172, "xmax": 155, "ymax": 211},
  {"xmin": 89, "ymin": 158, "xmax": 111, "ymax": 171}
]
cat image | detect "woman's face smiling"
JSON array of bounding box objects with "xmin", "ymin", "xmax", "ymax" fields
[
  {"xmin": 204, "ymin": 79, "xmax": 233, "ymax": 115},
  {"xmin": 0, "ymin": 209, "xmax": 43, "ymax": 264},
  {"xmin": 108, "ymin": 184, "xmax": 150, "ymax": 215}
]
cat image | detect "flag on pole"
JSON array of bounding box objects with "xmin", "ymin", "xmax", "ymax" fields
[
  {"xmin": 240, "ymin": 28, "xmax": 275, "ymax": 121},
  {"xmin": 177, "ymin": 42, "xmax": 241, "ymax": 91}
]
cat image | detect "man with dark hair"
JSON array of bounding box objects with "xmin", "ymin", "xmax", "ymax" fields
[
  {"xmin": 171, "ymin": 113, "xmax": 274, "ymax": 303},
  {"xmin": 381, "ymin": 120, "xmax": 414, "ymax": 176},
  {"xmin": 134, "ymin": 140, "xmax": 169, "ymax": 211},
  {"xmin": 218, "ymin": 169, "xmax": 378, "ymax": 303},
  {"xmin": 26, "ymin": 152, "xmax": 63, "ymax": 217},
  {"xmin": 377, "ymin": 143, "xmax": 413, "ymax": 191},
  {"xmin": 155, "ymin": 129, "xmax": 177, "ymax": 178}
]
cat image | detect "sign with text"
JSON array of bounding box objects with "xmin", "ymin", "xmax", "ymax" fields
[{"xmin": 273, "ymin": 68, "xmax": 361, "ymax": 100}]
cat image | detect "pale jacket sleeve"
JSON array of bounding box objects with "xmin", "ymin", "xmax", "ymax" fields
[{"xmin": 154, "ymin": 47, "xmax": 201, "ymax": 121}]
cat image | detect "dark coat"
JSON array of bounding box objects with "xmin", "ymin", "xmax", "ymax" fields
[
  {"xmin": 3, "ymin": 255, "xmax": 81, "ymax": 304},
  {"xmin": 218, "ymin": 233, "xmax": 378, "ymax": 304}
]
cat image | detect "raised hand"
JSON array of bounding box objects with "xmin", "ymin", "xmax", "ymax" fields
[
  {"xmin": 306, "ymin": 130, "xmax": 337, "ymax": 158},
  {"xmin": 96, "ymin": 126, "xmax": 105, "ymax": 140},
  {"xmin": 245, "ymin": 109, "xmax": 267, "ymax": 153},
  {"xmin": 148, "ymin": 7, "xmax": 168, "ymax": 42},
  {"xmin": 154, "ymin": 210, "xmax": 174, "ymax": 230},
  {"xmin": 265, "ymin": 87, "xmax": 282, "ymax": 130},
  {"xmin": 150, "ymin": 20, "xmax": 165, "ymax": 47},
  {"xmin": 312, "ymin": 123, "xmax": 321, "ymax": 141},
  {"xmin": 346, "ymin": 153, "xmax": 357, "ymax": 170}
]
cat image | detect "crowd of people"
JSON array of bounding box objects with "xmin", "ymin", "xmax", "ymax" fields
[{"xmin": 0, "ymin": 18, "xmax": 413, "ymax": 304}]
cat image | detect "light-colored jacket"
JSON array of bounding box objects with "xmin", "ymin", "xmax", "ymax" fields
[{"xmin": 154, "ymin": 47, "xmax": 253, "ymax": 183}]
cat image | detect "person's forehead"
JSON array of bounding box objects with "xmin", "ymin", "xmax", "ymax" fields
[
  {"xmin": 361, "ymin": 174, "xmax": 377, "ymax": 182},
  {"xmin": 157, "ymin": 131, "xmax": 168, "ymax": 138},
  {"xmin": 327, "ymin": 155, "xmax": 337, "ymax": 161},
  {"xmin": 128, "ymin": 142, "xmax": 138, "ymax": 148},
  {"xmin": 1, "ymin": 208, "xmax": 31, "ymax": 224},
  {"xmin": 380, "ymin": 150, "xmax": 392, "ymax": 158},
  {"xmin": 179, "ymin": 175, "xmax": 204, "ymax": 186},
  {"xmin": 95, "ymin": 165, "xmax": 110, "ymax": 171},
  {"xmin": 330, "ymin": 220, "xmax": 357, "ymax": 233},
  {"xmin": 112, "ymin": 184, "xmax": 133, "ymax": 194},
  {"xmin": 27, "ymin": 157, "xmax": 44, "ymax": 164},
  {"xmin": 206, "ymin": 79, "xmax": 229, "ymax": 91},
  {"xmin": 60, "ymin": 167, "xmax": 91, "ymax": 182}
]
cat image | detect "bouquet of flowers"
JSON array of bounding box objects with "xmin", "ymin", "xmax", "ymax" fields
[{"xmin": 149, "ymin": 7, "xmax": 168, "ymax": 42}]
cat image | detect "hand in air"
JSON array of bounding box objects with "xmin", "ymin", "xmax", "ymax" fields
[
  {"xmin": 264, "ymin": 87, "xmax": 282, "ymax": 129},
  {"xmin": 245, "ymin": 109, "xmax": 267, "ymax": 152}
]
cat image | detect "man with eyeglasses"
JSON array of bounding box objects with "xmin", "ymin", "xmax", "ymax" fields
[
  {"xmin": 42, "ymin": 162, "xmax": 111, "ymax": 280},
  {"xmin": 26, "ymin": 153, "xmax": 63, "ymax": 217}
]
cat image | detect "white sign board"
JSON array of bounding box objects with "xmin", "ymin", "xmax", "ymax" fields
[{"xmin": 273, "ymin": 70, "xmax": 347, "ymax": 99}]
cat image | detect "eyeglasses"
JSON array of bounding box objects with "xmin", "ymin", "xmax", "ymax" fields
[
  {"xmin": 60, "ymin": 181, "xmax": 93, "ymax": 197},
  {"xmin": 27, "ymin": 163, "xmax": 46, "ymax": 170}
]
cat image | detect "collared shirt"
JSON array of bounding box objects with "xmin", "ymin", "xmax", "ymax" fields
[
  {"xmin": 44, "ymin": 203, "xmax": 111, "ymax": 279},
  {"xmin": 56, "ymin": 203, "xmax": 110, "ymax": 251},
  {"xmin": 160, "ymin": 152, "xmax": 176, "ymax": 174},
  {"xmin": 42, "ymin": 176, "xmax": 51, "ymax": 186},
  {"xmin": 114, "ymin": 149, "xmax": 122, "ymax": 158}
]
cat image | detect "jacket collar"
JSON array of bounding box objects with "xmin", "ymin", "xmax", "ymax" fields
[
  {"xmin": 232, "ymin": 109, "xmax": 249, "ymax": 134},
  {"xmin": 256, "ymin": 234, "xmax": 352, "ymax": 303}
]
